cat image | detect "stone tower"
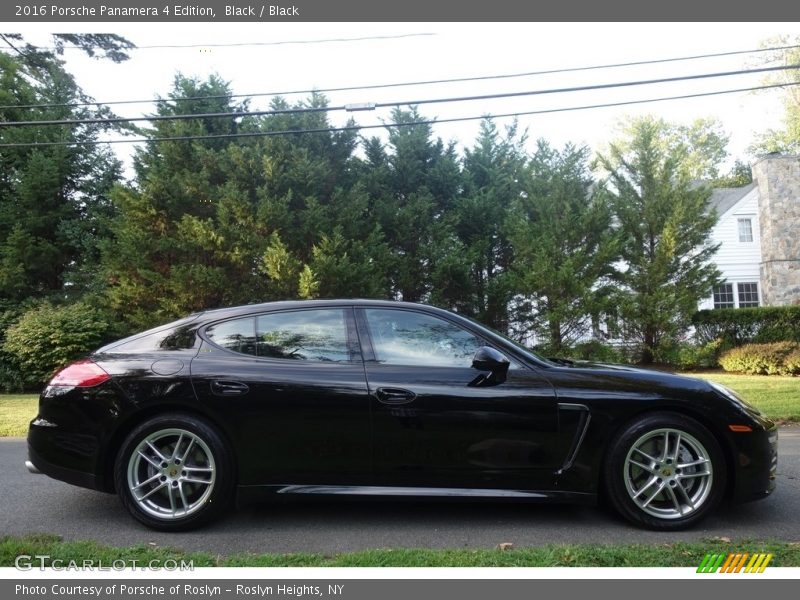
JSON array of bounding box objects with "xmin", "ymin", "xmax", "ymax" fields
[{"xmin": 752, "ymin": 155, "xmax": 800, "ymax": 306}]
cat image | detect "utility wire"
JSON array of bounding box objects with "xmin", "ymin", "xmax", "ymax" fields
[
  {"xmin": 30, "ymin": 33, "xmax": 436, "ymax": 51},
  {"xmin": 3, "ymin": 43, "xmax": 797, "ymax": 112},
  {"xmin": 2, "ymin": 81, "xmax": 797, "ymax": 149},
  {"xmin": 1, "ymin": 64, "xmax": 798, "ymax": 129}
]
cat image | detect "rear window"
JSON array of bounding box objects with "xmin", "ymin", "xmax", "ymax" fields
[{"xmin": 95, "ymin": 315, "xmax": 201, "ymax": 353}]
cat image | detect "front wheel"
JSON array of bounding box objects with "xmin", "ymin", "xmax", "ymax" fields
[
  {"xmin": 604, "ymin": 412, "xmax": 726, "ymax": 530},
  {"xmin": 114, "ymin": 414, "xmax": 234, "ymax": 531}
]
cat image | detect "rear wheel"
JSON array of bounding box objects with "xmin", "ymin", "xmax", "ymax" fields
[
  {"xmin": 114, "ymin": 414, "xmax": 234, "ymax": 531},
  {"xmin": 604, "ymin": 412, "xmax": 726, "ymax": 530}
]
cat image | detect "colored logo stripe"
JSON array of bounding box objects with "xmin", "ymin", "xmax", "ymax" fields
[{"xmin": 697, "ymin": 553, "xmax": 773, "ymax": 573}]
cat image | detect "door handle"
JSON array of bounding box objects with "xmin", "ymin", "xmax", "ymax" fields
[
  {"xmin": 211, "ymin": 380, "xmax": 250, "ymax": 396},
  {"xmin": 375, "ymin": 387, "xmax": 416, "ymax": 405}
]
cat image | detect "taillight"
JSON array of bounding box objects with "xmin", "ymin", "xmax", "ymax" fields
[{"xmin": 49, "ymin": 359, "xmax": 111, "ymax": 388}]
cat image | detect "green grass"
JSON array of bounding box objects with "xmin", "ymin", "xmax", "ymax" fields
[
  {"xmin": 686, "ymin": 372, "xmax": 800, "ymax": 422},
  {"xmin": 0, "ymin": 394, "xmax": 37, "ymax": 437},
  {"xmin": 1, "ymin": 534, "xmax": 799, "ymax": 567}
]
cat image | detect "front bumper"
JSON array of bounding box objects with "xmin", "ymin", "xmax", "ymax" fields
[{"xmin": 731, "ymin": 422, "xmax": 778, "ymax": 503}]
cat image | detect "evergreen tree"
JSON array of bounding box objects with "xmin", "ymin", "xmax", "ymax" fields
[
  {"xmin": 363, "ymin": 108, "xmax": 462, "ymax": 303},
  {"xmin": 0, "ymin": 37, "xmax": 127, "ymax": 302},
  {"xmin": 450, "ymin": 119, "xmax": 526, "ymax": 328},
  {"xmin": 507, "ymin": 140, "xmax": 618, "ymax": 353},
  {"xmin": 597, "ymin": 117, "xmax": 722, "ymax": 363}
]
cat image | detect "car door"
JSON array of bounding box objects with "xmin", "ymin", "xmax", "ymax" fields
[
  {"xmin": 191, "ymin": 306, "xmax": 371, "ymax": 487},
  {"xmin": 357, "ymin": 307, "xmax": 560, "ymax": 491}
]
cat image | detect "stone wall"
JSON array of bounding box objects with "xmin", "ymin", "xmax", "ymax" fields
[{"xmin": 753, "ymin": 155, "xmax": 800, "ymax": 306}]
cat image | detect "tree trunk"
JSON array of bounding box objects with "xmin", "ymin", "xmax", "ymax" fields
[
  {"xmin": 549, "ymin": 318, "xmax": 563, "ymax": 355},
  {"xmin": 641, "ymin": 326, "xmax": 656, "ymax": 364}
]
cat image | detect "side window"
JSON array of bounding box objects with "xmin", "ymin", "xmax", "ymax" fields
[
  {"xmin": 365, "ymin": 309, "xmax": 481, "ymax": 367},
  {"xmin": 206, "ymin": 317, "xmax": 257, "ymax": 356},
  {"xmin": 256, "ymin": 309, "xmax": 351, "ymax": 362}
]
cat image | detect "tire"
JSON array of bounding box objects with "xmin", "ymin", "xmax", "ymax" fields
[
  {"xmin": 603, "ymin": 412, "xmax": 726, "ymax": 530},
  {"xmin": 114, "ymin": 413, "xmax": 234, "ymax": 531}
]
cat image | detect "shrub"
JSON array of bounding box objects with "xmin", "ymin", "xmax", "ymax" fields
[
  {"xmin": 692, "ymin": 306, "xmax": 800, "ymax": 346},
  {"xmin": 3, "ymin": 302, "xmax": 111, "ymax": 388},
  {"xmin": 718, "ymin": 342, "xmax": 800, "ymax": 375},
  {"xmin": 784, "ymin": 348, "xmax": 800, "ymax": 376},
  {"xmin": 568, "ymin": 340, "xmax": 627, "ymax": 364},
  {"xmin": 674, "ymin": 339, "xmax": 723, "ymax": 371}
]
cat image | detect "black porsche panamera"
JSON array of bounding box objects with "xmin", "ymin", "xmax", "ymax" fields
[{"xmin": 27, "ymin": 299, "xmax": 777, "ymax": 531}]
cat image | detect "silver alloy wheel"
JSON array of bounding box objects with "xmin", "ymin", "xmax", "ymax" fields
[
  {"xmin": 623, "ymin": 428, "xmax": 713, "ymax": 520},
  {"xmin": 126, "ymin": 428, "xmax": 216, "ymax": 520}
]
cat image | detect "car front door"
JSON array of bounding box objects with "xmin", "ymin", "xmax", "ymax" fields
[
  {"xmin": 357, "ymin": 307, "xmax": 561, "ymax": 491},
  {"xmin": 191, "ymin": 306, "xmax": 371, "ymax": 487}
]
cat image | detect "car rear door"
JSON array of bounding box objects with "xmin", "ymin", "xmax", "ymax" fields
[{"xmin": 190, "ymin": 306, "xmax": 371, "ymax": 487}]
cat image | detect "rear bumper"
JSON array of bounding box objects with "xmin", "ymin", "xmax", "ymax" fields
[{"xmin": 27, "ymin": 436, "xmax": 99, "ymax": 491}]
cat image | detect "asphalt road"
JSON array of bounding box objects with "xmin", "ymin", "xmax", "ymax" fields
[{"xmin": 1, "ymin": 429, "xmax": 798, "ymax": 555}]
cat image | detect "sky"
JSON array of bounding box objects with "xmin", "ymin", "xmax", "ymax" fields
[{"xmin": 14, "ymin": 22, "xmax": 800, "ymax": 176}]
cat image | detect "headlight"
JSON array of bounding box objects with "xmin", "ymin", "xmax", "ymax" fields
[{"xmin": 708, "ymin": 381, "xmax": 760, "ymax": 413}]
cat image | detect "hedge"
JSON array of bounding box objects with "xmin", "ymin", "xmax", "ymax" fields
[
  {"xmin": 692, "ymin": 306, "xmax": 800, "ymax": 346},
  {"xmin": 718, "ymin": 342, "xmax": 800, "ymax": 375}
]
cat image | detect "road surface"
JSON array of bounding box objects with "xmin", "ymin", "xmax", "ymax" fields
[{"xmin": 1, "ymin": 428, "xmax": 797, "ymax": 554}]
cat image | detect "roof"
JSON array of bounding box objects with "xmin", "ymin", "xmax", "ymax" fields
[{"xmin": 707, "ymin": 183, "xmax": 755, "ymax": 217}]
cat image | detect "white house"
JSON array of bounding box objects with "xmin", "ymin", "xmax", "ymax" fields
[
  {"xmin": 698, "ymin": 155, "xmax": 800, "ymax": 311},
  {"xmin": 698, "ymin": 183, "xmax": 762, "ymax": 310}
]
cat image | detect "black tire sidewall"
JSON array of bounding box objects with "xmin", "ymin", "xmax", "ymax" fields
[
  {"xmin": 604, "ymin": 412, "xmax": 726, "ymax": 530},
  {"xmin": 114, "ymin": 413, "xmax": 234, "ymax": 531}
]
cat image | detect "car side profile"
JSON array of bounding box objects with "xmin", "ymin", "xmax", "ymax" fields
[{"xmin": 27, "ymin": 300, "xmax": 777, "ymax": 531}]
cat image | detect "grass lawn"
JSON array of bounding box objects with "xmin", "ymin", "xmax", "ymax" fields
[
  {"xmin": 1, "ymin": 534, "xmax": 799, "ymax": 567},
  {"xmin": 686, "ymin": 372, "xmax": 800, "ymax": 422},
  {"xmin": 0, "ymin": 394, "xmax": 36, "ymax": 437}
]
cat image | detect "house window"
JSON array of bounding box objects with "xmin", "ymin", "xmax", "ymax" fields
[
  {"xmin": 738, "ymin": 218, "xmax": 754, "ymax": 242},
  {"xmin": 737, "ymin": 282, "xmax": 760, "ymax": 308},
  {"xmin": 713, "ymin": 283, "xmax": 735, "ymax": 309}
]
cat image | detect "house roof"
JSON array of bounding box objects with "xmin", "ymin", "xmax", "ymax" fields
[{"xmin": 708, "ymin": 183, "xmax": 755, "ymax": 217}]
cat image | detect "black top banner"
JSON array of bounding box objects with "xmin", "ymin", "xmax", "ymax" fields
[{"xmin": 3, "ymin": 0, "xmax": 800, "ymax": 22}]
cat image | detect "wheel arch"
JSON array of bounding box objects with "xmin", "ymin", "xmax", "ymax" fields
[
  {"xmin": 597, "ymin": 404, "xmax": 737, "ymax": 502},
  {"xmin": 98, "ymin": 404, "xmax": 239, "ymax": 493}
]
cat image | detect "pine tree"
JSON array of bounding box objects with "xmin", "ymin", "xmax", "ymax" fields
[
  {"xmin": 507, "ymin": 140, "xmax": 618, "ymax": 353},
  {"xmin": 597, "ymin": 117, "xmax": 722, "ymax": 363}
]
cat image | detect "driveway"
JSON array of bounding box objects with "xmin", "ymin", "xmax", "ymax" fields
[{"xmin": 1, "ymin": 428, "xmax": 797, "ymax": 554}]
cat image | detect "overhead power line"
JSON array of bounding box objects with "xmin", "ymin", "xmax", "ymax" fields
[
  {"xmin": 1, "ymin": 64, "xmax": 798, "ymax": 129},
  {"xmin": 2, "ymin": 43, "xmax": 797, "ymax": 112},
  {"xmin": 30, "ymin": 33, "xmax": 436, "ymax": 51},
  {"xmin": 2, "ymin": 81, "xmax": 797, "ymax": 149}
]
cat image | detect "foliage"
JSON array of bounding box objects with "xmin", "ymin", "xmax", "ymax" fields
[
  {"xmin": 508, "ymin": 141, "xmax": 619, "ymax": 353},
  {"xmin": 596, "ymin": 116, "xmax": 723, "ymax": 363},
  {"xmin": 446, "ymin": 119, "xmax": 526, "ymax": 328},
  {"xmin": 2, "ymin": 302, "xmax": 111, "ymax": 387},
  {"xmin": 0, "ymin": 41, "xmax": 125, "ymax": 303},
  {"xmin": 718, "ymin": 342, "xmax": 800, "ymax": 375},
  {"xmin": 567, "ymin": 340, "xmax": 626, "ymax": 364},
  {"xmin": 654, "ymin": 339, "xmax": 723, "ymax": 371},
  {"xmin": 692, "ymin": 306, "xmax": 800, "ymax": 346},
  {"xmin": 712, "ymin": 159, "xmax": 753, "ymax": 188},
  {"xmin": 750, "ymin": 36, "xmax": 800, "ymax": 155}
]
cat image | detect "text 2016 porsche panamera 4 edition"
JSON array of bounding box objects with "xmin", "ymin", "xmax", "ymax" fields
[{"xmin": 27, "ymin": 300, "xmax": 777, "ymax": 531}]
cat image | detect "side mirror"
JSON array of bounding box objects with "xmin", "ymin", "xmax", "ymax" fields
[{"xmin": 469, "ymin": 346, "xmax": 510, "ymax": 387}]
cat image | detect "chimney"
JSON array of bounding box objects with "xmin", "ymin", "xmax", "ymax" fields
[{"xmin": 752, "ymin": 155, "xmax": 800, "ymax": 306}]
